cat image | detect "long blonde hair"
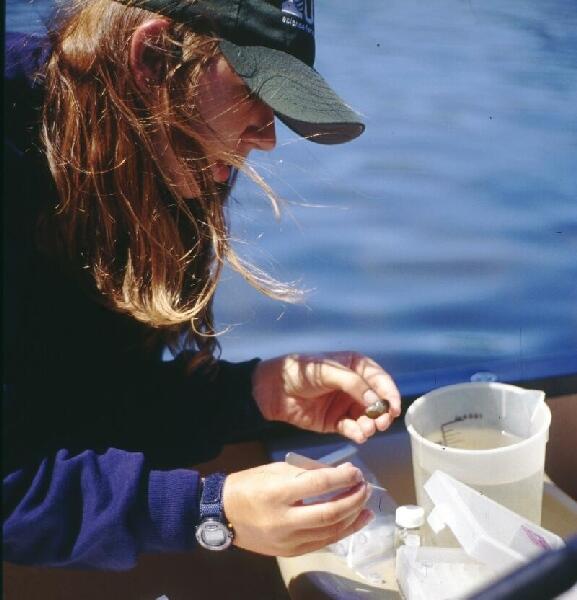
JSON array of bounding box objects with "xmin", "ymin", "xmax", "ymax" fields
[{"xmin": 41, "ymin": 0, "xmax": 299, "ymax": 364}]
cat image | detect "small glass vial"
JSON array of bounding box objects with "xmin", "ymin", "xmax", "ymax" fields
[{"xmin": 395, "ymin": 505, "xmax": 424, "ymax": 549}]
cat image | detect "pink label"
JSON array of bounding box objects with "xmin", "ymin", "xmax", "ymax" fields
[{"xmin": 521, "ymin": 525, "xmax": 551, "ymax": 550}]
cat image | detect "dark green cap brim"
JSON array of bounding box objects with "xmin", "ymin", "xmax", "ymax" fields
[{"xmin": 220, "ymin": 41, "xmax": 365, "ymax": 145}]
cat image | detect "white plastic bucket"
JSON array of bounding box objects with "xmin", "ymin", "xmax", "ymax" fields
[{"xmin": 405, "ymin": 382, "xmax": 551, "ymax": 525}]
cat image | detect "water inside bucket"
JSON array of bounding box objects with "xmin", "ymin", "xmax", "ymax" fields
[{"xmin": 425, "ymin": 425, "xmax": 523, "ymax": 450}]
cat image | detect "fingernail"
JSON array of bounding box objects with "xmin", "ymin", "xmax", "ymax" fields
[
  {"xmin": 337, "ymin": 462, "xmax": 354, "ymax": 472},
  {"xmin": 363, "ymin": 389, "xmax": 380, "ymax": 405},
  {"xmin": 337, "ymin": 463, "xmax": 364, "ymax": 483}
]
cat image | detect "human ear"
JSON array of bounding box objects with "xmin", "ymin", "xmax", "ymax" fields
[{"xmin": 129, "ymin": 18, "xmax": 171, "ymax": 94}]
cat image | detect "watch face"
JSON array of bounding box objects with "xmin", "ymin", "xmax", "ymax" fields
[
  {"xmin": 201, "ymin": 522, "xmax": 227, "ymax": 546},
  {"xmin": 196, "ymin": 519, "xmax": 233, "ymax": 551}
]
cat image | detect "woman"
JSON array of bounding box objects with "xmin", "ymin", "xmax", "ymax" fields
[{"xmin": 3, "ymin": 0, "xmax": 401, "ymax": 569}]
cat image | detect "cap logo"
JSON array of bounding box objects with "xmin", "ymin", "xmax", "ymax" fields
[{"xmin": 281, "ymin": 0, "xmax": 314, "ymax": 35}]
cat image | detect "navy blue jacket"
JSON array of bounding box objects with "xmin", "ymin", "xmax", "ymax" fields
[{"xmin": 3, "ymin": 32, "xmax": 267, "ymax": 570}]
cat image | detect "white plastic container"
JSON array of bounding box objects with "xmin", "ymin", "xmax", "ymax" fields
[
  {"xmin": 405, "ymin": 382, "xmax": 551, "ymax": 524},
  {"xmin": 425, "ymin": 471, "xmax": 564, "ymax": 570},
  {"xmin": 395, "ymin": 471, "xmax": 565, "ymax": 600}
]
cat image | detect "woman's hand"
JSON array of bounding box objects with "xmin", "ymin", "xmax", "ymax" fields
[
  {"xmin": 222, "ymin": 461, "xmax": 373, "ymax": 556},
  {"xmin": 252, "ymin": 352, "xmax": 401, "ymax": 444}
]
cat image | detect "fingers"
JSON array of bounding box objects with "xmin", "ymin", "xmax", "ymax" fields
[
  {"xmin": 306, "ymin": 356, "xmax": 372, "ymax": 404},
  {"xmin": 336, "ymin": 417, "xmax": 371, "ymax": 444},
  {"xmin": 374, "ymin": 411, "xmax": 394, "ymax": 432},
  {"xmin": 333, "ymin": 410, "xmax": 381, "ymax": 443},
  {"xmin": 285, "ymin": 462, "xmax": 364, "ymax": 503},
  {"xmin": 293, "ymin": 478, "xmax": 372, "ymax": 529},
  {"xmin": 348, "ymin": 354, "xmax": 402, "ymax": 418},
  {"xmin": 310, "ymin": 352, "xmax": 402, "ymax": 419},
  {"xmin": 357, "ymin": 415, "xmax": 378, "ymax": 438}
]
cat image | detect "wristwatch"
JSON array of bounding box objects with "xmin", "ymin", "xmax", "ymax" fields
[{"xmin": 195, "ymin": 472, "xmax": 235, "ymax": 551}]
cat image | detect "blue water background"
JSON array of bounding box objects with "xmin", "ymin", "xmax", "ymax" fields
[{"xmin": 6, "ymin": 0, "xmax": 577, "ymax": 388}]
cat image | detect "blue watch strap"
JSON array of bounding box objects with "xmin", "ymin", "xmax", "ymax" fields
[{"xmin": 200, "ymin": 472, "xmax": 228, "ymax": 521}]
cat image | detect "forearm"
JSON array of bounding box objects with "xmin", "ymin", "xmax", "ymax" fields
[
  {"xmin": 112, "ymin": 354, "xmax": 270, "ymax": 461},
  {"xmin": 3, "ymin": 448, "xmax": 201, "ymax": 570},
  {"xmin": 4, "ymin": 351, "xmax": 269, "ymax": 472}
]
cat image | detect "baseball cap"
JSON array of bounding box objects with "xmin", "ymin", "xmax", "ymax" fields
[{"xmin": 113, "ymin": 0, "xmax": 365, "ymax": 144}]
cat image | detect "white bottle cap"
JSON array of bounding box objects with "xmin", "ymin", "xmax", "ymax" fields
[{"xmin": 395, "ymin": 505, "xmax": 425, "ymax": 528}]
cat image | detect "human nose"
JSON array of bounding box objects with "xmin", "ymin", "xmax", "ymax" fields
[{"xmin": 244, "ymin": 101, "xmax": 276, "ymax": 152}]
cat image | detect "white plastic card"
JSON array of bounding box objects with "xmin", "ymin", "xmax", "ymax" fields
[{"xmin": 424, "ymin": 470, "xmax": 564, "ymax": 572}]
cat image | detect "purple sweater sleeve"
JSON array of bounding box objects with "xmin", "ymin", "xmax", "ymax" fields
[{"xmin": 3, "ymin": 449, "xmax": 201, "ymax": 570}]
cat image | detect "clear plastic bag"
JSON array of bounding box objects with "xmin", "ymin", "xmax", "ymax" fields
[{"xmin": 286, "ymin": 445, "xmax": 397, "ymax": 583}]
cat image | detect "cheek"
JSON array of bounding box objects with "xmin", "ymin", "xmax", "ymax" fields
[
  {"xmin": 195, "ymin": 85, "xmax": 253, "ymax": 149},
  {"xmin": 197, "ymin": 93, "xmax": 234, "ymax": 132},
  {"xmin": 211, "ymin": 109, "xmax": 253, "ymax": 151}
]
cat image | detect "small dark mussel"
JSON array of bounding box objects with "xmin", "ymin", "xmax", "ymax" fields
[{"xmin": 365, "ymin": 399, "xmax": 390, "ymax": 419}]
